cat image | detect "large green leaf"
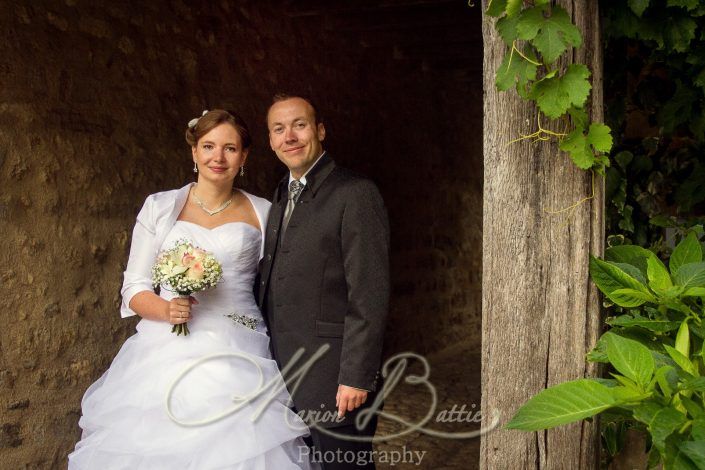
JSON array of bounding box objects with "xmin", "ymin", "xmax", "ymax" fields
[
  {"xmin": 605, "ymin": 333, "xmax": 655, "ymax": 387},
  {"xmin": 605, "ymin": 245, "xmax": 650, "ymax": 275},
  {"xmin": 674, "ymin": 262, "xmax": 705, "ymax": 289},
  {"xmin": 664, "ymin": 344, "xmax": 697, "ymax": 376},
  {"xmin": 683, "ymin": 287, "xmax": 705, "ymax": 297},
  {"xmin": 679, "ymin": 441, "xmax": 705, "ymax": 469},
  {"xmin": 495, "ymin": 46, "xmax": 538, "ymax": 97},
  {"xmin": 609, "ymin": 288, "xmax": 656, "ymax": 307},
  {"xmin": 529, "ymin": 64, "xmax": 592, "ymax": 118},
  {"xmin": 612, "ymin": 262, "xmax": 648, "ymax": 286},
  {"xmin": 650, "ymin": 407, "xmax": 687, "ymax": 454},
  {"xmin": 506, "ymin": 379, "xmax": 616, "ymax": 431},
  {"xmin": 647, "ymin": 254, "xmax": 674, "ymax": 292},
  {"xmin": 671, "ymin": 232, "xmax": 703, "ymax": 275},
  {"xmin": 590, "ymin": 256, "xmax": 650, "ymax": 297},
  {"xmin": 516, "ymin": 5, "xmax": 582, "ymax": 63},
  {"xmin": 676, "ymin": 321, "xmax": 691, "ymax": 357},
  {"xmin": 606, "ymin": 315, "xmax": 680, "ymax": 333}
]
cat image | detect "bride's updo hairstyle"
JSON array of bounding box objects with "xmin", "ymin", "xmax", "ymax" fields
[{"xmin": 185, "ymin": 109, "xmax": 252, "ymax": 150}]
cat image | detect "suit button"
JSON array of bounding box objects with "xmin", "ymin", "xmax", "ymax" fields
[
  {"xmin": 260, "ymin": 280, "xmax": 265, "ymax": 286},
  {"xmin": 273, "ymin": 228, "xmax": 278, "ymax": 233},
  {"xmin": 266, "ymin": 254, "xmax": 272, "ymax": 260}
]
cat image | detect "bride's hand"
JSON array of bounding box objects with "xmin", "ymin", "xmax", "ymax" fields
[{"xmin": 166, "ymin": 296, "xmax": 198, "ymax": 324}]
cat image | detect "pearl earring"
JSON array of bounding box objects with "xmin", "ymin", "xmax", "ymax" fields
[{"xmin": 193, "ymin": 162, "xmax": 198, "ymax": 173}]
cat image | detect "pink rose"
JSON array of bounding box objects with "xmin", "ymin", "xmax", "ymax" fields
[
  {"xmin": 182, "ymin": 252, "xmax": 196, "ymax": 267},
  {"xmin": 186, "ymin": 261, "xmax": 205, "ymax": 280}
]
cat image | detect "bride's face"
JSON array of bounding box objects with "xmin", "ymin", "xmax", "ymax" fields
[{"xmin": 192, "ymin": 123, "xmax": 248, "ymax": 184}]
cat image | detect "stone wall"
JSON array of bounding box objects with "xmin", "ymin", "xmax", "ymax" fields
[{"xmin": 0, "ymin": 1, "xmax": 481, "ymax": 467}]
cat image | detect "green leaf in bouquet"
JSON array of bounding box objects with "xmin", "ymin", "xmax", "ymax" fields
[
  {"xmin": 671, "ymin": 232, "xmax": 703, "ymax": 276},
  {"xmin": 590, "ymin": 255, "xmax": 650, "ymax": 297},
  {"xmin": 674, "ymin": 263, "xmax": 705, "ymax": 289},
  {"xmin": 665, "ymin": 344, "xmax": 697, "ymax": 376},
  {"xmin": 506, "ymin": 379, "xmax": 617, "ymax": 431},
  {"xmin": 606, "ymin": 315, "xmax": 681, "ymax": 334},
  {"xmin": 516, "ymin": 5, "xmax": 582, "ymax": 63},
  {"xmin": 678, "ymin": 441, "xmax": 705, "ymax": 469},
  {"xmin": 648, "ymin": 254, "xmax": 674, "ymax": 292},
  {"xmin": 629, "ymin": 0, "xmax": 651, "ymax": 16},
  {"xmin": 605, "ymin": 333, "xmax": 655, "ymax": 388},
  {"xmin": 610, "ymin": 288, "xmax": 656, "ymax": 307}
]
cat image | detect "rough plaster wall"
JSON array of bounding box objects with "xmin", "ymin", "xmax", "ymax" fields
[{"xmin": 0, "ymin": 1, "xmax": 481, "ymax": 467}]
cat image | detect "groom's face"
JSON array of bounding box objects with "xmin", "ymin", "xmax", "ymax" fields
[{"xmin": 267, "ymin": 97, "xmax": 325, "ymax": 179}]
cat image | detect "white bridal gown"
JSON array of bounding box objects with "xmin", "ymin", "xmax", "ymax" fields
[{"xmin": 68, "ymin": 220, "xmax": 314, "ymax": 469}]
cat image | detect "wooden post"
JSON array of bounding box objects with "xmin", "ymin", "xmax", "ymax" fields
[{"xmin": 480, "ymin": 1, "xmax": 604, "ymax": 468}]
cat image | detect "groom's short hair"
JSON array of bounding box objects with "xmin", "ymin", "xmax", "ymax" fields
[{"xmin": 269, "ymin": 93, "xmax": 321, "ymax": 125}]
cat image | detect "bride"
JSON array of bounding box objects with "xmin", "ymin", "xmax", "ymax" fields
[{"xmin": 68, "ymin": 110, "xmax": 315, "ymax": 469}]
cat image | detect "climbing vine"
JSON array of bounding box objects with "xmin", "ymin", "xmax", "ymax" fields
[{"xmin": 487, "ymin": 0, "xmax": 613, "ymax": 174}]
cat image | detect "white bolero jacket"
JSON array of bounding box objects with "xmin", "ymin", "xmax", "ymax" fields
[{"xmin": 120, "ymin": 183, "xmax": 271, "ymax": 318}]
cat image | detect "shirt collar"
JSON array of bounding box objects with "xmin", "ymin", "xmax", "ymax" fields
[{"xmin": 288, "ymin": 151, "xmax": 327, "ymax": 187}]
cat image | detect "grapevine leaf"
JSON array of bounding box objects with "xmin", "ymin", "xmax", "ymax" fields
[
  {"xmin": 497, "ymin": 14, "xmax": 520, "ymax": 45},
  {"xmin": 663, "ymin": 15, "xmax": 697, "ymax": 52},
  {"xmin": 587, "ymin": 123, "xmax": 613, "ymax": 153},
  {"xmin": 506, "ymin": 0, "xmax": 522, "ymax": 18},
  {"xmin": 530, "ymin": 64, "xmax": 592, "ymax": 118},
  {"xmin": 560, "ymin": 129, "xmax": 594, "ymax": 169},
  {"xmin": 667, "ymin": 0, "xmax": 700, "ymax": 11},
  {"xmin": 495, "ymin": 47, "xmax": 538, "ymax": 97},
  {"xmin": 568, "ymin": 106, "xmax": 588, "ymax": 130},
  {"xmin": 486, "ymin": 0, "xmax": 507, "ymax": 17},
  {"xmin": 629, "ymin": 0, "xmax": 650, "ymax": 17},
  {"xmin": 658, "ymin": 81, "xmax": 695, "ymax": 134},
  {"xmin": 516, "ymin": 6, "xmax": 582, "ymax": 63}
]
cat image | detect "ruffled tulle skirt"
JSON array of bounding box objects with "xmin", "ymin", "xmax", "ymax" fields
[{"xmin": 68, "ymin": 315, "xmax": 315, "ymax": 469}]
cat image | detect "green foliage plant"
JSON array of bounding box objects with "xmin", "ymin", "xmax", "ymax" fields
[
  {"xmin": 508, "ymin": 230, "xmax": 705, "ymax": 469},
  {"xmin": 486, "ymin": 0, "xmax": 613, "ymax": 173}
]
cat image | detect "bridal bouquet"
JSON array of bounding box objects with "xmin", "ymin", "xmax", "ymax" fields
[{"xmin": 151, "ymin": 239, "xmax": 223, "ymax": 335}]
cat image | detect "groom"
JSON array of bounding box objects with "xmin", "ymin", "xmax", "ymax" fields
[{"xmin": 257, "ymin": 94, "xmax": 390, "ymax": 469}]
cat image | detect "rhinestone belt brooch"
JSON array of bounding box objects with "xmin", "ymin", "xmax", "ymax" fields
[{"xmin": 225, "ymin": 313, "xmax": 259, "ymax": 331}]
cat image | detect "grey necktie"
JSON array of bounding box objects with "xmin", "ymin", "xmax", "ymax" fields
[{"xmin": 281, "ymin": 180, "xmax": 304, "ymax": 241}]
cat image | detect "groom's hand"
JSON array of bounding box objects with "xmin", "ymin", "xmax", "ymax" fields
[{"xmin": 336, "ymin": 384, "xmax": 368, "ymax": 418}]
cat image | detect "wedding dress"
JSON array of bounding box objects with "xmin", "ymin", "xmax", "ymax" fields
[{"xmin": 68, "ymin": 218, "xmax": 314, "ymax": 469}]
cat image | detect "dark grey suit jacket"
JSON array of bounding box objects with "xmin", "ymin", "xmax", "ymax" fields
[{"xmin": 257, "ymin": 153, "xmax": 390, "ymax": 428}]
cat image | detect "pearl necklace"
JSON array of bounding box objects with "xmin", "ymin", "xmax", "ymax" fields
[{"xmin": 192, "ymin": 189, "xmax": 233, "ymax": 216}]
